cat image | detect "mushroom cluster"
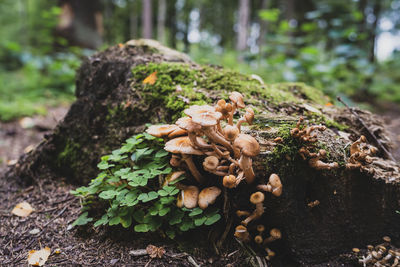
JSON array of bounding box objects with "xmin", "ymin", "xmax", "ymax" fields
[
  {"xmin": 346, "ymin": 135, "xmax": 377, "ymax": 173},
  {"xmin": 147, "ymin": 91, "xmax": 259, "ymax": 188},
  {"xmin": 291, "ymin": 117, "xmax": 339, "ymax": 170},
  {"xmin": 355, "ymin": 236, "xmax": 400, "ymax": 267}
]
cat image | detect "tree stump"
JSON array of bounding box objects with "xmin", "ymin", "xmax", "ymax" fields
[{"xmin": 6, "ymin": 39, "xmax": 400, "ymax": 265}]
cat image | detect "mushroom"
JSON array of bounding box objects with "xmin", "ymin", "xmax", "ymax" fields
[
  {"xmin": 203, "ymin": 156, "xmax": 228, "ymax": 176},
  {"xmin": 215, "ymin": 99, "xmax": 233, "ymax": 133},
  {"xmin": 350, "ymin": 135, "xmax": 367, "ymax": 155},
  {"xmin": 223, "ymin": 174, "xmax": 237, "ymax": 188},
  {"xmin": 184, "ymin": 105, "xmax": 233, "ymax": 152},
  {"xmin": 254, "ymin": 225, "xmax": 265, "ymax": 244},
  {"xmin": 146, "ymin": 124, "xmax": 187, "ymax": 138},
  {"xmin": 228, "ymin": 92, "xmax": 245, "ymax": 125},
  {"xmin": 265, "ymin": 248, "xmax": 276, "ymax": 261},
  {"xmin": 257, "ymin": 173, "xmax": 282, "ymax": 197},
  {"xmin": 233, "ymin": 134, "xmax": 260, "ymax": 184},
  {"xmin": 236, "ymin": 210, "xmax": 251, "ymax": 217},
  {"xmin": 176, "ymin": 185, "xmax": 199, "ymax": 209},
  {"xmin": 198, "ymin": 186, "xmax": 222, "ymax": 209},
  {"xmin": 236, "ymin": 108, "xmax": 255, "ymax": 131},
  {"xmin": 223, "ymin": 125, "xmax": 240, "ymax": 142},
  {"xmin": 242, "ymin": 192, "xmax": 265, "ymax": 226},
  {"xmin": 254, "ymin": 235, "xmax": 263, "ymax": 244},
  {"xmin": 234, "ymin": 225, "xmax": 250, "ymax": 242},
  {"xmin": 162, "ymin": 171, "xmax": 185, "ymax": 187},
  {"xmin": 308, "ymin": 149, "xmax": 339, "ymax": 170},
  {"xmin": 175, "ymin": 117, "xmax": 211, "ymax": 149},
  {"xmin": 164, "ymin": 136, "xmax": 204, "ymax": 183},
  {"xmin": 263, "ymin": 228, "xmax": 282, "ymax": 244}
]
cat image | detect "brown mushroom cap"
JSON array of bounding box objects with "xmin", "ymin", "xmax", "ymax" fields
[
  {"xmin": 223, "ymin": 175, "xmax": 237, "ymax": 188},
  {"xmin": 163, "ymin": 171, "xmax": 185, "ymax": 186},
  {"xmin": 254, "ymin": 235, "xmax": 263, "ymax": 244},
  {"xmin": 234, "ymin": 134, "xmax": 260, "ymax": 157},
  {"xmin": 178, "ymin": 186, "xmax": 199, "ymax": 209},
  {"xmin": 250, "ymin": 192, "xmax": 265, "ymax": 204},
  {"xmin": 175, "ymin": 117, "xmax": 202, "ymax": 132},
  {"xmin": 234, "ymin": 225, "xmax": 250, "ymax": 242},
  {"xmin": 184, "ymin": 105, "xmax": 222, "ymax": 126},
  {"xmin": 146, "ymin": 124, "xmax": 181, "ymax": 137},
  {"xmin": 224, "ymin": 125, "xmax": 240, "ymax": 141},
  {"xmin": 215, "ymin": 99, "xmax": 233, "ymax": 118},
  {"xmin": 229, "ymin": 92, "xmax": 245, "ymax": 109},
  {"xmin": 244, "ymin": 108, "xmax": 255, "ymax": 124},
  {"xmin": 269, "ymin": 228, "xmax": 282, "ymax": 240},
  {"xmin": 198, "ymin": 186, "xmax": 222, "ymax": 209},
  {"xmin": 203, "ymin": 156, "xmax": 219, "ymax": 171},
  {"xmin": 164, "ymin": 136, "xmax": 203, "ymax": 155}
]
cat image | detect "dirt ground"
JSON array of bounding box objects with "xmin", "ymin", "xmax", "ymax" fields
[{"xmin": 0, "ymin": 105, "xmax": 399, "ymax": 266}]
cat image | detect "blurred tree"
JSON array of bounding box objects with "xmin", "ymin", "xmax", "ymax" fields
[
  {"xmin": 237, "ymin": 0, "xmax": 250, "ymax": 52},
  {"xmin": 142, "ymin": 0, "xmax": 152, "ymax": 39},
  {"xmin": 157, "ymin": 0, "xmax": 167, "ymax": 44}
]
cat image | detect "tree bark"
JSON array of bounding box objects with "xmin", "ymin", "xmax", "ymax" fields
[
  {"xmin": 142, "ymin": 0, "xmax": 152, "ymax": 39},
  {"xmin": 157, "ymin": 0, "xmax": 167, "ymax": 44},
  {"xmin": 236, "ymin": 0, "xmax": 250, "ymax": 52},
  {"xmin": 5, "ymin": 40, "xmax": 400, "ymax": 266}
]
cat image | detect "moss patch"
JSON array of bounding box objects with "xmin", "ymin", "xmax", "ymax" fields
[{"xmin": 131, "ymin": 62, "xmax": 330, "ymax": 121}]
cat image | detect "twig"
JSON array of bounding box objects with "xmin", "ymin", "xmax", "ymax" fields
[
  {"xmin": 187, "ymin": 255, "xmax": 200, "ymax": 267},
  {"xmin": 337, "ymin": 96, "xmax": 396, "ymax": 161},
  {"xmin": 129, "ymin": 249, "xmax": 148, "ymax": 256}
]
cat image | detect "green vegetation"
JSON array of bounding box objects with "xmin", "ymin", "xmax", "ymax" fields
[{"xmin": 71, "ymin": 132, "xmax": 221, "ymax": 238}]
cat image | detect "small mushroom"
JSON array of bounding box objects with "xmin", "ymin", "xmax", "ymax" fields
[
  {"xmin": 198, "ymin": 186, "xmax": 222, "ymax": 209},
  {"xmin": 223, "ymin": 175, "xmax": 237, "ymax": 188},
  {"xmin": 223, "ymin": 125, "xmax": 240, "ymax": 141},
  {"xmin": 164, "ymin": 136, "xmax": 204, "ymax": 183},
  {"xmin": 236, "ymin": 210, "xmax": 251, "ymax": 217},
  {"xmin": 228, "ymin": 92, "xmax": 245, "ymax": 125},
  {"xmin": 265, "ymin": 248, "xmax": 276, "ymax": 260},
  {"xmin": 257, "ymin": 174, "xmax": 283, "ymax": 197},
  {"xmin": 203, "ymin": 156, "xmax": 228, "ymax": 176},
  {"xmin": 233, "ymin": 134, "xmax": 260, "ymax": 184},
  {"xmin": 146, "ymin": 124, "xmax": 187, "ymax": 138},
  {"xmin": 242, "ymin": 192, "xmax": 265, "ymax": 226},
  {"xmin": 254, "ymin": 235, "xmax": 263, "ymax": 244},
  {"xmin": 308, "ymin": 149, "xmax": 339, "ymax": 170},
  {"xmin": 263, "ymin": 228, "xmax": 282, "ymax": 244},
  {"xmin": 163, "ymin": 171, "xmax": 185, "ymax": 187},
  {"xmin": 234, "ymin": 225, "xmax": 250, "ymax": 242},
  {"xmin": 176, "ymin": 185, "xmax": 199, "ymax": 209},
  {"xmin": 236, "ymin": 108, "xmax": 255, "ymax": 131},
  {"xmin": 175, "ymin": 117, "xmax": 211, "ymax": 149}
]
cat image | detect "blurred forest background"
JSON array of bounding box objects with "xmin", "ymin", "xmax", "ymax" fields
[{"xmin": 1, "ymin": 0, "xmax": 400, "ymax": 121}]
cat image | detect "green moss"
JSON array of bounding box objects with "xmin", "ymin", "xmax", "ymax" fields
[
  {"xmin": 130, "ymin": 62, "xmax": 331, "ymax": 122},
  {"xmin": 57, "ymin": 138, "xmax": 81, "ymax": 168}
]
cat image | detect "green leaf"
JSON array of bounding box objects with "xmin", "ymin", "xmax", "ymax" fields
[
  {"xmin": 97, "ymin": 161, "xmax": 115, "ymax": 170},
  {"xmin": 72, "ymin": 212, "xmax": 93, "ymax": 226},
  {"xmin": 133, "ymin": 210, "xmax": 145, "ymax": 223},
  {"xmin": 204, "ymin": 214, "xmax": 221, "ymax": 225},
  {"xmin": 194, "ymin": 216, "xmax": 207, "ymax": 226},
  {"xmin": 109, "ymin": 216, "xmax": 121, "ymax": 226},
  {"xmin": 258, "ymin": 9, "xmax": 280, "ymax": 22},
  {"xmin": 98, "ymin": 190, "xmax": 118, "ymax": 200},
  {"xmin": 160, "ymin": 196, "xmax": 175, "ymax": 205},
  {"xmin": 120, "ymin": 216, "xmax": 132, "ymax": 228},
  {"xmin": 94, "ymin": 214, "xmax": 109, "ymax": 227},
  {"xmin": 134, "ymin": 223, "xmax": 150, "ymax": 232},
  {"xmin": 138, "ymin": 191, "xmax": 159, "ymax": 203},
  {"xmin": 155, "ymin": 150, "xmax": 169, "ymax": 158},
  {"xmin": 159, "ymin": 207, "xmax": 170, "ymax": 216},
  {"xmin": 188, "ymin": 208, "xmax": 203, "ymax": 217},
  {"xmin": 165, "ymin": 229, "xmax": 176, "ymax": 239},
  {"xmin": 169, "ymin": 210, "xmax": 184, "ymax": 225},
  {"xmin": 133, "ymin": 148, "xmax": 153, "ymax": 161}
]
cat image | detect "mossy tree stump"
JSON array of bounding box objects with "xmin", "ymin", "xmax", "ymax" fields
[{"xmin": 7, "ymin": 39, "xmax": 400, "ymax": 265}]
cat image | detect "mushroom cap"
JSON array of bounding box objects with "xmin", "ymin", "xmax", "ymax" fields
[
  {"xmin": 223, "ymin": 175, "xmax": 236, "ymax": 188},
  {"xmin": 203, "ymin": 156, "xmax": 219, "ymax": 171},
  {"xmin": 233, "ymin": 134, "xmax": 260, "ymax": 157},
  {"xmin": 178, "ymin": 186, "xmax": 199, "ymax": 209},
  {"xmin": 254, "ymin": 235, "xmax": 263, "ymax": 244},
  {"xmin": 168, "ymin": 128, "xmax": 187, "ymax": 138},
  {"xmin": 234, "ymin": 225, "xmax": 249, "ymax": 240},
  {"xmin": 250, "ymin": 192, "xmax": 265, "ymax": 204},
  {"xmin": 256, "ymin": 225, "xmax": 265, "ymax": 232},
  {"xmin": 198, "ymin": 186, "xmax": 222, "ymax": 209},
  {"xmin": 244, "ymin": 108, "xmax": 255, "ymax": 124},
  {"xmin": 175, "ymin": 117, "xmax": 202, "ymax": 132},
  {"xmin": 215, "ymin": 99, "xmax": 233, "ymax": 117},
  {"xmin": 268, "ymin": 174, "xmax": 282, "ymax": 188},
  {"xmin": 269, "ymin": 228, "xmax": 282, "ymax": 239},
  {"xmin": 164, "ymin": 136, "xmax": 203, "ymax": 155},
  {"xmin": 229, "ymin": 92, "xmax": 245, "ymax": 108},
  {"xmin": 184, "ymin": 105, "xmax": 222, "ymax": 126},
  {"xmin": 224, "ymin": 125, "xmax": 240, "ymax": 141},
  {"xmin": 163, "ymin": 171, "xmax": 185, "ymax": 186},
  {"xmin": 146, "ymin": 124, "xmax": 181, "ymax": 137}
]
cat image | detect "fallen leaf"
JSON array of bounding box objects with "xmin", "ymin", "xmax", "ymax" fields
[
  {"xmin": 24, "ymin": 144, "xmax": 35, "ymax": 154},
  {"xmin": 146, "ymin": 244, "xmax": 165, "ymax": 258},
  {"xmin": 54, "ymin": 248, "xmax": 61, "ymax": 254},
  {"xmin": 19, "ymin": 117, "xmax": 35, "ymax": 129},
  {"xmin": 118, "ymin": 43, "xmax": 124, "ymax": 48},
  {"xmin": 7, "ymin": 159, "xmax": 18, "ymax": 166},
  {"xmin": 12, "ymin": 202, "xmax": 34, "ymax": 217},
  {"xmin": 143, "ymin": 71, "xmax": 157, "ymax": 85},
  {"xmin": 27, "ymin": 247, "xmax": 51, "ymax": 266},
  {"xmin": 325, "ymin": 102, "xmax": 333, "ymax": 107}
]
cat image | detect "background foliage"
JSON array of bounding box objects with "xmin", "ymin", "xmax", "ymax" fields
[{"xmin": 0, "ymin": 0, "xmax": 399, "ymax": 120}]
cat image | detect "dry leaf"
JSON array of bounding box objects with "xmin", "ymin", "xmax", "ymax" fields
[
  {"xmin": 325, "ymin": 102, "xmax": 333, "ymax": 107},
  {"xmin": 7, "ymin": 159, "xmax": 18, "ymax": 166},
  {"xmin": 27, "ymin": 247, "xmax": 51, "ymax": 266},
  {"xmin": 143, "ymin": 71, "xmax": 157, "ymax": 85},
  {"xmin": 118, "ymin": 43, "xmax": 124, "ymax": 48},
  {"xmin": 12, "ymin": 202, "xmax": 34, "ymax": 217},
  {"xmin": 146, "ymin": 244, "xmax": 165, "ymax": 258}
]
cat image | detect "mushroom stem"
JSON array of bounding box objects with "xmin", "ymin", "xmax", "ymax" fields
[
  {"xmin": 182, "ymin": 154, "xmax": 204, "ymax": 184},
  {"xmin": 238, "ymin": 155, "xmax": 255, "ymax": 184},
  {"xmin": 241, "ymin": 202, "xmax": 264, "ymax": 226},
  {"xmin": 203, "ymin": 126, "xmax": 234, "ymax": 153},
  {"xmin": 228, "ymin": 103, "xmax": 237, "ymax": 126},
  {"xmin": 236, "ymin": 117, "xmax": 246, "ymax": 132}
]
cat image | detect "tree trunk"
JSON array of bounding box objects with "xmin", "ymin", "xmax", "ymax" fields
[
  {"xmin": 157, "ymin": 0, "xmax": 167, "ymax": 44},
  {"xmin": 369, "ymin": 0, "xmax": 381, "ymax": 63},
  {"xmin": 236, "ymin": 0, "xmax": 250, "ymax": 52},
  {"xmin": 142, "ymin": 0, "xmax": 152, "ymax": 39},
  {"xmin": 6, "ymin": 40, "xmax": 400, "ymax": 266},
  {"xmin": 257, "ymin": 0, "xmax": 269, "ymax": 49},
  {"xmin": 167, "ymin": 0, "xmax": 177, "ymax": 48}
]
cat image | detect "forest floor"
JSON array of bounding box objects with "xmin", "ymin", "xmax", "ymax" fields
[{"xmin": 1, "ymin": 104, "xmax": 399, "ymax": 266}]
